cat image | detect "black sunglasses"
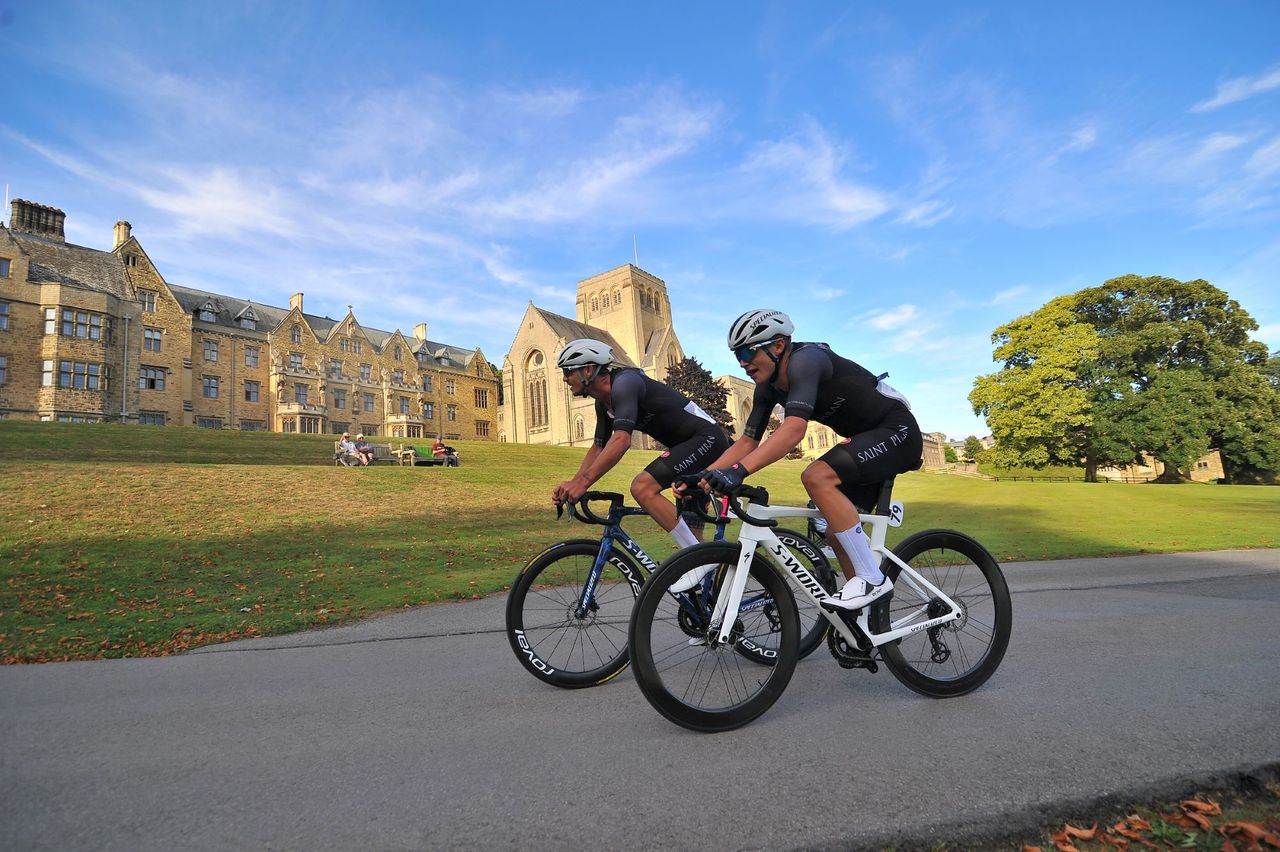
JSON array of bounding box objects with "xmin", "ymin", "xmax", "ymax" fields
[{"xmin": 734, "ymin": 338, "xmax": 779, "ymax": 364}]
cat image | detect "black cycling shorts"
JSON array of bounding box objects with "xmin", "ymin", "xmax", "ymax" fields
[
  {"xmin": 816, "ymin": 414, "xmax": 922, "ymax": 512},
  {"xmin": 642, "ymin": 426, "xmax": 731, "ymax": 529}
]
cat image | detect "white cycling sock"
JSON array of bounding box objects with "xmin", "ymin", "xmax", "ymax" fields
[
  {"xmin": 669, "ymin": 518, "xmax": 699, "ymax": 549},
  {"xmin": 831, "ymin": 524, "xmax": 885, "ymax": 585}
]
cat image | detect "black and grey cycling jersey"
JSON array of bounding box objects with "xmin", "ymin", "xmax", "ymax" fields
[
  {"xmin": 742, "ymin": 342, "xmax": 911, "ymax": 440},
  {"xmin": 594, "ymin": 368, "xmax": 718, "ymax": 448}
]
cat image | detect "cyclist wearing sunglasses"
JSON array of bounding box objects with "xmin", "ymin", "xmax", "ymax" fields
[
  {"xmin": 552, "ymin": 338, "xmax": 730, "ymax": 550},
  {"xmin": 673, "ymin": 309, "xmax": 922, "ymax": 610}
]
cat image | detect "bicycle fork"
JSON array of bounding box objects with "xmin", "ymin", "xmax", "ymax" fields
[{"xmin": 573, "ymin": 535, "xmax": 615, "ymax": 619}]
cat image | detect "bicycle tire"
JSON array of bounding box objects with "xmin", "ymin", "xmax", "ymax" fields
[
  {"xmin": 506, "ymin": 539, "xmax": 645, "ymax": 689},
  {"xmin": 870, "ymin": 529, "xmax": 1011, "ymax": 698},
  {"xmin": 629, "ymin": 542, "xmax": 799, "ymax": 732}
]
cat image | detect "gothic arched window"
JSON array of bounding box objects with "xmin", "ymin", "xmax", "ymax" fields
[{"xmin": 575, "ymin": 416, "xmax": 585, "ymax": 441}]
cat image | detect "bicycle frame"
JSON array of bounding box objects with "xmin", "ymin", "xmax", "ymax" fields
[{"xmin": 709, "ymin": 501, "xmax": 963, "ymax": 651}]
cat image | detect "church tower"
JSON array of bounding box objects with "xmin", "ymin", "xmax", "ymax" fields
[{"xmin": 573, "ymin": 265, "xmax": 679, "ymax": 378}]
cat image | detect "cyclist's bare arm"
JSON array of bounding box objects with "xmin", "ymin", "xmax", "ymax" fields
[
  {"xmin": 738, "ymin": 415, "xmax": 807, "ymax": 474},
  {"xmin": 555, "ymin": 432, "xmax": 630, "ymax": 503}
]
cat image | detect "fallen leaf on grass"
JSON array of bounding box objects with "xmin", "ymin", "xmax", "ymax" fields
[{"xmin": 1219, "ymin": 821, "xmax": 1280, "ymax": 849}]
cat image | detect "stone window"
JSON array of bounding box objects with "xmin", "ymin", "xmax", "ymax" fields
[
  {"xmin": 280, "ymin": 417, "xmax": 297, "ymax": 433},
  {"xmin": 423, "ymin": 375, "xmax": 433, "ymax": 392},
  {"xmin": 360, "ymin": 364, "xmax": 372, "ymax": 382},
  {"xmin": 0, "ymin": 258, "xmax": 9, "ymax": 278},
  {"xmin": 198, "ymin": 307, "xmax": 216, "ymax": 322},
  {"xmin": 202, "ymin": 376, "xmax": 219, "ymax": 398},
  {"xmin": 474, "ymin": 387, "xmax": 488, "ymax": 408},
  {"xmin": 294, "ymin": 383, "xmax": 308, "ymax": 405},
  {"xmin": 0, "ymin": 302, "xmax": 9, "ymax": 331},
  {"xmin": 144, "ymin": 327, "xmax": 162, "ymax": 352},
  {"xmin": 613, "ymin": 290, "xmax": 621, "ymax": 306},
  {"xmin": 139, "ymin": 290, "xmax": 156, "ymax": 312},
  {"xmin": 138, "ymin": 366, "xmax": 166, "ymax": 390},
  {"xmin": 300, "ymin": 417, "xmax": 321, "ymax": 433},
  {"xmin": 591, "ymin": 296, "xmax": 599, "ymax": 313},
  {"xmin": 61, "ymin": 309, "xmax": 104, "ymax": 340},
  {"xmin": 330, "ymin": 358, "xmax": 342, "ymax": 375},
  {"xmin": 203, "ymin": 339, "xmax": 219, "ymax": 362},
  {"xmin": 424, "ymin": 402, "xmax": 434, "ymax": 419},
  {"xmin": 394, "ymin": 345, "xmax": 402, "ymax": 361},
  {"xmin": 291, "ymin": 324, "xmax": 302, "ymax": 343},
  {"xmin": 44, "ymin": 308, "xmax": 56, "ymax": 335},
  {"xmin": 353, "ymin": 338, "xmax": 363, "ymax": 354},
  {"xmin": 239, "ymin": 317, "xmax": 256, "ymax": 330},
  {"xmin": 244, "ymin": 381, "xmax": 260, "ymax": 402},
  {"xmin": 393, "ymin": 369, "xmax": 404, "ymax": 384},
  {"xmin": 0, "ymin": 355, "xmax": 6, "ymax": 385},
  {"xmin": 244, "ymin": 346, "xmax": 259, "ymax": 368},
  {"xmin": 399, "ymin": 396, "xmax": 410, "ymax": 415},
  {"xmin": 239, "ymin": 420, "xmax": 265, "ymax": 431},
  {"xmin": 447, "ymin": 404, "xmax": 457, "ymax": 421},
  {"xmin": 340, "ymin": 338, "xmax": 349, "ymax": 352},
  {"xmin": 196, "ymin": 417, "xmax": 223, "ymax": 429},
  {"xmin": 476, "ymin": 420, "xmax": 490, "ymax": 437},
  {"xmin": 363, "ymin": 393, "xmax": 374, "ymax": 412},
  {"xmin": 289, "ymin": 352, "xmax": 303, "ymax": 370},
  {"xmin": 446, "ymin": 379, "xmax": 455, "ymax": 395},
  {"xmin": 139, "ymin": 412, "xmax": 166, "ymax": 426},
  {"xmin": 575, "ymin": 416, "xmax": 584, "ymax": 441},
  {"xmin": 58, "ymin": 361, "xmax": 105, "ymax": 390},
  {"xmin": 42, "ymin": 360, "xmax": 53, "ymax": 386},
  {"xmin": 333, "ymin": 390, "xmax": 346, "ymax": 410}
]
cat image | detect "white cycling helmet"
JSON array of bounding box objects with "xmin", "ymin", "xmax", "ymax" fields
[
  {"xmin": 556, "ymin": 339, "xmax": 614, "ymax": 369},
  {"xmin": 727, "ymin": 309, "xmax": 794, "ymax": 350}
]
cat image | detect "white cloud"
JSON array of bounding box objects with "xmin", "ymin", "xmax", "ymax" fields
[
  {"xmin": 1245, "ymin": 136, "xmax": 1280, "ymax": 179},
  {"xmin": 895, "ymin": 199, "xmax": 952, "ymax": 227},
  {"xmin": 868, "ymin": 304, "xmax": 920, "ymax": 331},
  {"xmin": 1191, "ymin": 64, "xmax": 1280, "ymax": 112},
  {"xmin": 740, "ymin": 119, "xmax": 893, "ymax": 228},
  {"xmin": 1056, "ymin": 124, "xmax": 1098, "ymax": 156},
  {"xmin": 1189, "ymin": 132, "xmax": 1254, "ymax": 164},
  {"xmin": 990, "ymin": 285, "xmax": 1028, "ymax": 305},
  {"xmin": 812, "ymin": 287, "xmax": 845, "ymax": 301}
]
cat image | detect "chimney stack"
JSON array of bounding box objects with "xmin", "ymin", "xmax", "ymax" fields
[
  {"xmin": 289, "ymin": 293, "xmax": 304, "ymax": 312},
  {"xmin": 113, "ymin": 220, "xmax": 132, "ymax": 249},
  {"xmin": 10, "ymin": 199, "xmax": 66, "ymax": 243},
  {"xmin": 413, "ymin": 322, "xmax": 428, "ymax": 342}
]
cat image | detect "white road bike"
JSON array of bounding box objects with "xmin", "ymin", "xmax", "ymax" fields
[{"xmin": 627, "ymin": 478, "xmax": 1012, "ymax": 732}]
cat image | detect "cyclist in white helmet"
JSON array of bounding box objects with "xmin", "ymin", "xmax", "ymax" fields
[
  {"xmin": 552, "ymin": 338, "xmax": 731, "ymax": 550},
  {"xmin": 674, "ymin": 310, "xmax": 922, "ymax": 610}
]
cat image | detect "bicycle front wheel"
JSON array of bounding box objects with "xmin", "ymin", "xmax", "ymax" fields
[
  {"xmin": 870, "ymin": 529, "xmax": 1011, "ymax": 697},
  {"xmin": 628, "ymin": 542, "xmax": 799, "ymax": 733},
  {"xmin": 505, "ymin": 539, "xmax": 644, "ymax": 689}
]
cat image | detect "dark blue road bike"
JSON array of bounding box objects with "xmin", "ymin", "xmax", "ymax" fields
[{"xmin": 505, "ymin": 492, "xmax": 836, "ymax": 689}]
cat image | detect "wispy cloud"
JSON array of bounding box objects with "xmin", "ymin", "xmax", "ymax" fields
[
  {"xmin": 990, "ymin": 285, "xmax": 1028, "ymax": 305},
  {"xmin": 1246, "ymin": 136, "xmax": 1280, "ymax": 179},
  {"xmin": 739, "ymin": 119, "xmax": 893, "ymax": 228},
  {"xmin": 868, "ymin": 304, "xmax": 920, "ymax": 331},
  {"xmin": 1191, "ymin": 64, "xmax": 1280, "ymax": 112},
  {"xmin": 811, "ymin": 287, "xmax": 845, "ymax": 301}
]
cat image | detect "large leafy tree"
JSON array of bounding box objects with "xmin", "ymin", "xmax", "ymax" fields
[
  {"xmin": 971, "ymin": 275, "xmax": 1280, "ymax": 483},
  {"xmin": 665, "ymin": 356, "xmax": 734, "ymax": 432}
]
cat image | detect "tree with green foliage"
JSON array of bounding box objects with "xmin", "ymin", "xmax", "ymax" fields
[
  {"xmin": 944, "ymin": 445, "xmax": 959, "ymax": 464},
  {"xmin": 665, "ymin": 356, "xmax": 734, "ymax": 432},
  {"xmin": 971, "ymin": 275, "xmax": 1280, "ymax": 483},
  {"xmin": 963, "ymin": 435, "xmax": 984, "ymax": 462}
]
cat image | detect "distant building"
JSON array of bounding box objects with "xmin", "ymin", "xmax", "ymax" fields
[{"xmin": 0, "ymin": 199, "xmax": 497, "ymax": 437}]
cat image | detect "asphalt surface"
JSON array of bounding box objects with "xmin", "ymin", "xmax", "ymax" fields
[{"xmin": 2, "ymin": 549, "xmax": 1278, "ymax": 851}]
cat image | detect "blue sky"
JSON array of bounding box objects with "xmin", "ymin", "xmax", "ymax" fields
[{"xmin": 3, "ymin": 2, "xmax": 1278, "ymax": 438}]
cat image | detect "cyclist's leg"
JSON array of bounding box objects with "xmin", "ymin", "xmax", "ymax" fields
[
  {"xmin": 634, "ymin": 426, "xmax": 731, "ymax": 538},
  {"xmin": 806, "ymin": 415, "xmax": 922, "ymax": 608}
]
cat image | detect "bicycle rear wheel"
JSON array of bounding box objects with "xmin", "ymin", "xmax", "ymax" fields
[
  {"xmin": 629, "ymin": 542, "xmax": 799, "ymax": 732},
  {"xmin": 505, "ymin": 539, "xmax": 644, "ymax": 688},
  {"xmin": 870, "ymin": 529, "xmax": 1011, "ymax": 697}
]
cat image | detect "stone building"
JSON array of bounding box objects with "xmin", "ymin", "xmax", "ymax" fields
[{"xmin": 0, "ymin": 199, "xmax": 498, "ymax": 438}]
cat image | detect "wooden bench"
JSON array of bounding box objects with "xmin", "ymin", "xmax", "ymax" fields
[
  {"xmin": 334, "ymin": 441, "xmax": 403, "ymax": 466},
  {"xmin": 397, "ymin": 444, "xmax": 445, "ymax": 467}
]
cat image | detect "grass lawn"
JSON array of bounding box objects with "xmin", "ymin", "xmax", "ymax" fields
[{"xmin": 2, "ymin": 421, "xmax": 1278, "ymax": 663}]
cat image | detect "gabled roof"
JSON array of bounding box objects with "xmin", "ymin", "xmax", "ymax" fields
[
  {"xmin": 7, "ymin": 229, "xmax": 130, "ymax": 298},
  {"xmin": 167, "ymin": 282, "xmax": 480, "ymax": 368},
  {"xmin": 530, "ymin": 306, "xmax": 636, "ymax": 366}
]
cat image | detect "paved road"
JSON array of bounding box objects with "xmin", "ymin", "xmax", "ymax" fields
[{"xmin": 2, "ymin": 550, "xmax": 1278, "ymax": 851}]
